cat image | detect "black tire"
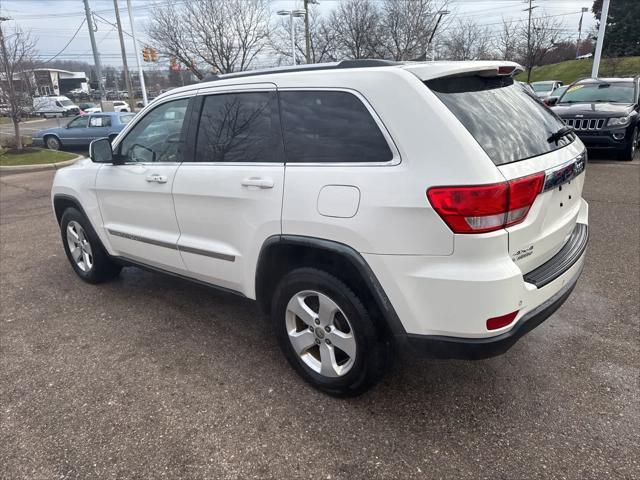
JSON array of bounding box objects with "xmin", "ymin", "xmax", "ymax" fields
[
  {"xmin": 44, "ymin": 135, "xmax": 60, "ymax": 151},
  {"xmin": 271, "ymin": 267, "xmax": 390, "ymax": 396},
  {"xmin": 60, "ymin": 208, "xmax": 121, "ymax": 284},
  {"xmin": 621, "ymin": 127, "xmax": 638, "ymax": 161}
]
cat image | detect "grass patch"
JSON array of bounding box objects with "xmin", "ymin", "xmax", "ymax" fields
[
  {"xmin": 516, "ymin": 56, "xmax": 640, "ymax": 84},
  {"xmin": 0, "ymin": 116, "xmax": 40, "ymax": 124},
  {"xmin": 0, "ymin": 147, "xmax": 77, "ymax": 166}
]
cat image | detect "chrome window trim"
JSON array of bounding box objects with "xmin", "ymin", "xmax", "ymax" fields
[{"xmin": 276, "ymin": 87, "xmax": 401, "ymax": 167}]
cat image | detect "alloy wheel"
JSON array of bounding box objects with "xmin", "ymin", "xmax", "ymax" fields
[
  {"xmin": 66, "ymin": 221, "xmax": 93, "ymax": 272},
  {"xmin": 285, "ymin": 290, "xmax": 356, "ymax": 378}
]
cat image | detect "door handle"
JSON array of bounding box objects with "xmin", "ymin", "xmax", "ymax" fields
[
  {"xmin": 146, "ymin": 174, "xmax": 168, "ymax": 184},
  {"xmin": 241, "ymin": 177, "xmax": 274, "ymax": 189}
]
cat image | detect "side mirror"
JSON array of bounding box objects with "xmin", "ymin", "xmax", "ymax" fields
[
  {"xmin": 546, "ymin": 97, "xmax": 559, "ymax": 106},
  {"xmin": 89, "ymin": 138, "xmax": 114, "ymax": 163}
]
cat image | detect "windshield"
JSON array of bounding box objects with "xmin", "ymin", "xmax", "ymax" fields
[
  {"xmin": 427, "ymin": 75, "xmax": 573, "ymax": 166},
  {"xmin": 120, "ymin": 113, "xmax": 135, "ymax": 124},
  {"xmin": 532, "ymin": 82, "xmax": 554, "ymax": 92},
  {"xmin": 60, "ymin": 100, "xmax": 75, "ymax": 107},
  {"xmin": 559, "ymin": 82, "xmax": 635, "ymax": 104}
]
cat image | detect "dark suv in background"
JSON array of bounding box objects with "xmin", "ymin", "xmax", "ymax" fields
[{"xmin": 550, "ymin": 77, "xmax": 639, "ymax": 160}]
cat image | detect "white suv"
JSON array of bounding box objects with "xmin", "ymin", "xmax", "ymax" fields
[{"xmin": 51, "ymin": 60, "xmax": 589, "ymax": 396}]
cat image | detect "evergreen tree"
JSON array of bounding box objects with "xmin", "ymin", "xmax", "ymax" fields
[{"xmin": 592, "ymin": 0, "xmax": 640, "ymax": 56}]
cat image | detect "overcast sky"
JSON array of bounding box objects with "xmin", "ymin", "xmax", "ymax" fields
[{"xmin": 0, "ymin": 0, "xmax": 596, "ymax": 69}]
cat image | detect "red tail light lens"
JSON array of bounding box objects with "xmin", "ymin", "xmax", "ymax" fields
[
  {"xmin": 427, "ymin": 172, "xmax": 544, "ymax": 234},
  {"xmin": 486, "ymin": 310, "xmax": 519, "ymax": 330}
]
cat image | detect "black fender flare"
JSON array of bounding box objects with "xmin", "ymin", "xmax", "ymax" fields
[{"xmin": 256, "ymin": 234, "xmax": 407, "ymax": 337}]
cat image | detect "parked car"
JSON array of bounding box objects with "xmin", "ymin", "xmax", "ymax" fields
[
  {"xmin": 517, "ymin": 81, "xmax": 536, "ymax": 96},
  {"xmin": 78, "ymin": 102, "xmax": 101, "ymax": 114},
  {"xmin": 113, "ymin": 101, "xmax": 130, "ymax": 112},
  {"xmin": 51, "ymin": 60, "xmax": 588, "ymax": 396},
  {"xmin": 531, "ymin": 80, "xmax": 563, "ymax": 99},
  {"xmin": 32, "ymin": 96, "xmax": 80, "ymax": 118},
  {"xmin": 544, "ymin": 85, "xmax": 569, "ymax": 106},
  {"xmin": 551, "ymin": 77, "xmax": 639, "ymax": 160},
  {"xmin": 33, "ymin": 112, "xmax": 135, "ymax": 150}
]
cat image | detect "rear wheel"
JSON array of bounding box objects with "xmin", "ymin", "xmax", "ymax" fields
[
  {"xmin": 621, "ymin": 127, "xmax": 638, "ymax": 161},
  {"xmin": 271, "ymin": 268, "xmax": 390, "ymax": 396},
  {"xmin": 60, "ymin": 208, "xmax": 121, "ymax": 283},
  {"xmin": 45, "ymin": 135, "xmax": 60, "ymax": 150}
]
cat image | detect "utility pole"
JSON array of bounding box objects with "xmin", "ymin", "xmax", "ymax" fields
[
  {"xmin": 524, "ymin": 0, "xmax": 538, "ymax": 83},
  {"xmin": 303, "ymin": 0, "xmax": 318, "ymax": 64},
  {"xmin": 83, "ymin": 0, "xmax": 106, "ymax": 106},
  {"xmin": 592, "ymin": 0, "xmax": 610, "ymax": 78},
  {"xmin": 575, "ymin": 7, "xmax": 588, "ymax": 59},
  {"xmin": 126, "ymin": 0, "xmax": 147, "ymax": 106},
  {"xmin": 113, "ymin": 0, "xmax": 135, "ymax": 111}
]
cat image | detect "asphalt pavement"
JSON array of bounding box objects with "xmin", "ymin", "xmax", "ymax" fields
[{"xmin": 0, "ymin": 157, "xmax": 638, "ymax": 479}]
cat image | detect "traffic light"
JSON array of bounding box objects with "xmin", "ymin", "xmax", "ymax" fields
[
  {"xmin": 150, "ymin": 48, "xmax": 158, "ymax": 62},
  {"xmin": 142, "ymin": 47, "xmax": 151, "ymax": 62},
  {"xmin": 170, "ymin": 57, "xmax": 180, "ymax": 72}
]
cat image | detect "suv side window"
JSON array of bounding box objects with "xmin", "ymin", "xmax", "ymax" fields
[
  {"xmin": 118, "ymin": 98, "xmax": 188, "ymax": 163},
  {"xmin": 89, "ymin": 115, "xmax": 111, "ymax": 128},
  {"xmin": 279, "ymin": 91, "xmax": 393, "ymax": 163},
  {"xmin": 194, "ymin": 92, "xmax": 278, "ymax": 163}
]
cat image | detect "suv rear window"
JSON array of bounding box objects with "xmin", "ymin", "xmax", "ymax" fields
[
  {"xmin": 279, "ymin": 91, "xmax": 393, "ymax": 163},
  {"xmin": 426, "ymin": 76, "xmax": 573, "ymax": 166}
]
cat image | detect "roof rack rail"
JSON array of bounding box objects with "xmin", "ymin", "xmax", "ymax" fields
[{"xmin": 199, "ymin": 59, "xmax": 400, "ymax": 83}]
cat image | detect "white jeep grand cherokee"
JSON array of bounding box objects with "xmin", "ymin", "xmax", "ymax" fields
[{"xmin": 51, "ymin": 60, "xmax": 589, "ymax": 396}]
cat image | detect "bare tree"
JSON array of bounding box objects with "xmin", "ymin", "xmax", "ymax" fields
[
  {"xmin": 378, "ymin": 0, "xmax": 443, "ymax": 61},
  {"xmin": 441, "ymin": 19, "xmax": 492, "ymax": 61},
  {"xmin": 520, "ymin": 15, "xmax": 563, "ymax": 82},
  {"xmin": 0, "ymin": 24, "xmax": 36, "ymax": 151},
  {"xmin": 147, "ymin": 0, "xmax": 271, "ymax": 78},
  {"xmin": 329, "ymin": 0, "xmax": 381, "ymax": 59},
  {"xmin": 496, "ymin": 19, "xmax": 521, "ymax": 61}
]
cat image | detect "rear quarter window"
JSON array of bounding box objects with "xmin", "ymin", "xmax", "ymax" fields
[
  {"xmin": 426, "ymin": 76, "xmax": 573, "ymax": 166},
  {"xmin": 279, "ymin": 91, "xmax": 393, "ymax": 163}
]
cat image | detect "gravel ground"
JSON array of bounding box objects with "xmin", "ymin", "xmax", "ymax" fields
[{"xmin": 0, "ymin": 157, "xmax": 638, "ymax": 479}]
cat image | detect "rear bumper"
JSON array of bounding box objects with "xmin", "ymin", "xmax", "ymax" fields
[
  {"xmin": 32, "ymin": 137, "xmax": 44, "ymax": 147},
  {"xmin": 403, "ymin": 259, "xmax": 583, "ymax": 359}
]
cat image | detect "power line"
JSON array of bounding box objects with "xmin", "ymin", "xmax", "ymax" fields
[{"xmin": 37, "ymin": 18, "xmax": 86, "ymax": 64}]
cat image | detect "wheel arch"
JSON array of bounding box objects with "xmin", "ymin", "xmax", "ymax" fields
[{"xmin": 255, "ymin": 235, "xmax": 406, "ymax": 338}]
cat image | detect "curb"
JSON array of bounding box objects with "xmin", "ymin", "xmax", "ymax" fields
[{"xmin": 0, "ymin": 154, "xmax": 84, "ymax": 175}]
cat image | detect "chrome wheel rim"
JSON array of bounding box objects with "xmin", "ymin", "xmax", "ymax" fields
[
  {"xmin": 66, "ymin": 221, "xmax": 93, "ymax": 272},
  {"xmin": 285, "ymin": 290, "xmax": 356, "ymax": 378}
]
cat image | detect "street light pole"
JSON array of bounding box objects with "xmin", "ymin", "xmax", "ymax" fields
[
  {"xmin": 426, "ymin": 10, "xmax": 450, "ymax": 61},
  {"xmin": 126, "ymin": 0, "xmax": 148, "ymax": 106},
  {"xmin": 303, "ymin": 0, "xmax": 318, "ymax": 64},
  {"xmin": 575, "ymin": 7, "xmax": 588, "ymax": 59},
  {"xmin": 592, "ymin": 0, "xmax": 610, "ymax": 78},
  {"xmin": 277, "ymin": 10, "xmax": 306, "ymax": 66},
  {"xmin": 113, "ymin": 0, "xmax": 135, "ymax": 111}
]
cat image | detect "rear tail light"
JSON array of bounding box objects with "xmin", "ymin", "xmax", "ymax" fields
[
  {"xmin": 486, "ymin": 310, "xmax": 519, "ymax": 330},
  {"xmin": 427, "ymin": 172, "xmax": 544, "ymax": 234}
]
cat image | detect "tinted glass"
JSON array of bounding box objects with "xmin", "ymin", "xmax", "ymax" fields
[
  {"xmin": 118, "ymin": 98, "xmax": 188, "ymax": 163},
  {"xmin": 195, "ymin": 92, "xmax": 276, "ymax": 163},
  {"xmin": 427, "ymin": 76, "xmax": 573, "ymax": 166},
  {"xmin": 89, "ymin": 115, "xmax": 111, "ymax": 127},
  {"xmin": 532, "ymin": 82, "xmax": 555, "ymax": 92},
  {"xmin": 558, "ymin": 82, "xmax": 635, "ymax": 104},
  {"xmin": 279, "ymin": 91, "xmax": 393, "ymax": 163},
  {"xmin": 67, "ymin": 116, "xmax": 88, "ymax": 128}
]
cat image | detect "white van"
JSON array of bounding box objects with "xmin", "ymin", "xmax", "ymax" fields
[{"xmin": 32, "ymin": 96, "xmax": 80, "ymax": 118}]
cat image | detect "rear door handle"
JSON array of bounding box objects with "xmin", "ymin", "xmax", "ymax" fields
[
  {"xmin": 146, "ymin": 174, "xmax": 168, "ymax": 184},
  {"xmin": 241, "ymin": 177, "xmax": 274, "ymax": 189}
]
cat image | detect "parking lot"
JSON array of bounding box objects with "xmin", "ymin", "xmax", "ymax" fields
[{"xmin": 0, "ymin": 157, "xmax": 638, "ymax": 479}]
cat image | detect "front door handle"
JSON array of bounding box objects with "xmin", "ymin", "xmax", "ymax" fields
[
  {"xmin": 241, "ymin": 177, "xmax": 274, "ymax": 189},
  {"xmin": 146, "ymin": 174, "xmax": 168, "ymax": 184}
]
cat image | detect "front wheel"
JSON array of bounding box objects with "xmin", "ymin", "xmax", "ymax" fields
[
  {"xmin": 621, "ymin": 127, "xmax": 638, "ymax": 161},
  {"xmin": 45, "ymin": 135, "xmax": 60, "ymax": 150},
  {"xmin": 271, "ymin": 268, "xmax": 390, "ymax": 396},
  {"xmin": 60, "ymin": 208, "xmax": 121, "ymax": 283}
]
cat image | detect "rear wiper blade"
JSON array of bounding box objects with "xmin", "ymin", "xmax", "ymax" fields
[{"xmin": 548, "ymin": 126, "xmax": 574, "ymax": 145}]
